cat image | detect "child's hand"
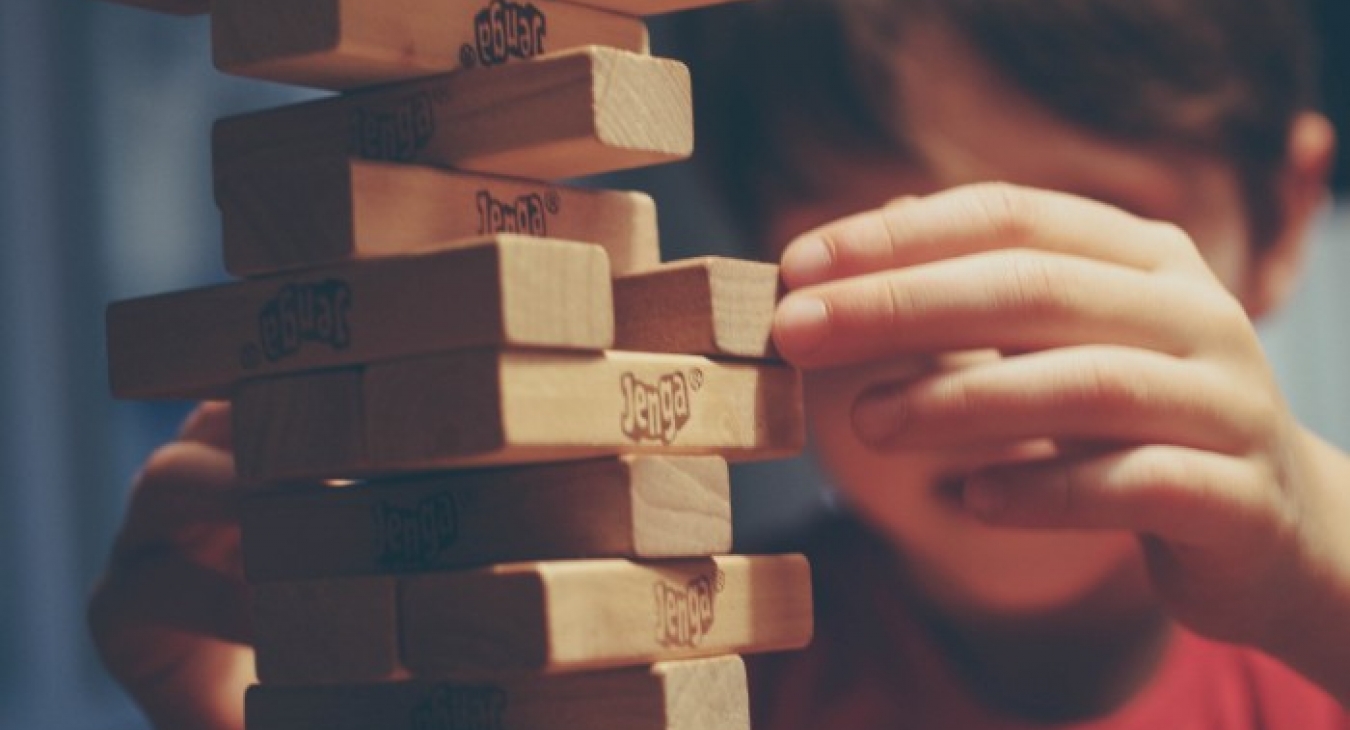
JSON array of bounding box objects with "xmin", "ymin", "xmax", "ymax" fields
[
  {"xmin": 89, "ymin": 402, "xmax": 252, "ymax": 730},
  {"xmin": 772, "ymin": 183, "xmax": 1350, "ymax": 697}
]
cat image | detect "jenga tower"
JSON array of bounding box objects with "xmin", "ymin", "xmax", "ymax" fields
[{"xmin": 103, "ymin": 1, "xmax": 814, "ymax": 728}]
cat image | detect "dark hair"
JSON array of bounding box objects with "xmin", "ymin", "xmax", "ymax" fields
[{"xmin": 675, "ymin": 0, "xmax": 1322, "ymax": 248}]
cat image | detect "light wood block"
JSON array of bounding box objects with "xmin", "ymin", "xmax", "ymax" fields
[
  {"xmin": 232, "ymin": 350, "xmax": 804, "ymax": 483},
  {"xmin": 401, "ymin": 555, "xmax": 812, "ymax": 676},
  {"xmin": 614, "ymin": 257, "xmax": 781, "ymax": 359},
  {"xmin": 96, "ymin": 0, "xmax": 208, "ymax": 14},
  {"xmin": 108, "ymin": 236, "xmax": 612, "ymax": 400},
  {"xmin": 253, "ymin": 576, "xmax": 403, "ymax": 684},
  {"xmin": 246, "ymin": 656, "xmax": 749, "ymax": 730},
  {"xmin": 212, "ymin": 0, "xmax": 650, "ymax": 91},
  {"xmin": 219, "ymin": 158, "xmax": 660, "ymax": 278},
  {"xmin": 241, "ymin": 456, "xmax": 731, "ymax": 582},
  {"xmin": 213, "ymin": 47, "xmax": 691, "ymax": 181}
]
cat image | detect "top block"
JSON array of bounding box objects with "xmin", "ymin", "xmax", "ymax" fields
[
  {"xmin": 212, "ymin": 0, "xmax": 650, "ymax": 91},
  {"xmin": 97, "ymin": 0, "xmax": 742, "ymax": 18},
  {"xmin": 214, "ymin": 47, "xmax": 692, "ymax": 181}
]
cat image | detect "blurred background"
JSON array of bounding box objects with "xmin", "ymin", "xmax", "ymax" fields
[{"xmin": 0, "ymin": 0, "xmax": 1345, "ymax": 727}]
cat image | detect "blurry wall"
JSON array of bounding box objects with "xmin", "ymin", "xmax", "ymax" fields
[{"xmin": 0, "ymin": 2, "xmax": 1343, "ymax": 729}]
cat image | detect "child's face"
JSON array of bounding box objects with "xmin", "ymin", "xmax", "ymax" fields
[{"xmin": 766, "ymin": 28, "xmax": 1257, "ymax": 617}]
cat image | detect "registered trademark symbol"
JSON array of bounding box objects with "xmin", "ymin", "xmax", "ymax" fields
[
  {"xmin": 545, "ymin": 190, "xmax": 561, "ymax": 214},
  {"xmin": 688, "ymin": 368, "xmax": 704, "ymax": 391},
  {"xmin": 459, "ymin": 44, "xmax": 477, "ymax": 68},
  {"xmin": 714, "ymin": 569, "xmax": 727, "ymax": 593},
  {"xmin": 239, "ymin": 343, "xmax": 261, "ymax": 370}
]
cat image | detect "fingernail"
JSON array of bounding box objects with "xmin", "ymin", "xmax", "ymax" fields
[
  {"xmin": 773, "ymin": 296, "xmax": 830, "ymax": 357},
  {"xmin": 963, "ymin": 477, "xmax": 1008, "ymax": 517},
  {"xmin": 852, "ymin": 385, "xmax": 908, "ymax": 446},
  {"xmin": 781, "ymin": 237, "xmax": 833, "ymax": 286}
]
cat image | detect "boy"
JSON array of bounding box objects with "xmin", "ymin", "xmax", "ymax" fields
[{"xmin": 90, "ymin": 0, "xmax": 1346, "ymax": 727}]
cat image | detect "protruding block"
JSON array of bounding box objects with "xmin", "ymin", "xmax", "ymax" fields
[
  {"xmin": 253, "ymin": 577, "xmax": 404, "ymax": 684},
  {"xmin": 241, "ymin": 456, "xmax": 731, "ymax": 582},
  {"xmin": 401, "ymin": 555, "xmax": 812, "ymax": 676},
  {"xmin": 232, "ymin": 350, "xmax": 804, "ymax": 482},
  {"xmin": 219, "ymin": 158, "xmax": 660, "ymax": 277},
  {"xmin": 212, "ymin": 0, "xmax": 650, "ymax": 90},
  {"xmin": 246, "ymin": 656, "xmax": 750, "ymax": 730},
  {"xmin": 213, "ymin": 47, "xmax": 692, "ymax": 181},
  {"xmin": 108, "ymin": 237, "xmax": 612, "ymax": 399},
  {"xmin": 614, "ymin": 257, "xmax": 781, "ymax": 359}
]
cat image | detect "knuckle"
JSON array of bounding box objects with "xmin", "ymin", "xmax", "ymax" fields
[
  {"xmin": 969, "ymin": 182, "xmax": 1039, "ymax": 243},
  {"xmin": 1071, "ymin": 353, "xmax": 1146, "ymax": 412},
  {"xmin": 999, "ymin": 255, "xmax": 1069, "ymax": 316}
]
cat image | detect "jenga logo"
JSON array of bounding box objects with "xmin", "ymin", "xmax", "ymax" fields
[
  {"xmin": 462, "ymin": 0, "xmax": 547, "ymax": 68},
  {"xmin": 348, "ymin": 93, "xmax": 436, "ymax": 161},
  {"xmin": 252, "ymin": 280, "xmax": 351, "ymax": 365},
  {"xmin": 372, "ymin": 493, "xmax": 459, "ymax": 570},
  {"xmin": 411, "ymin": 685, "xmax": 507, "ymax": 730},
  {"xmin": 654, "ymin": 573, "xmax": 722, "ymax": 648},
  {"xmin": 620, "ymin": 370, "xmax": 699, "ymax": 445},
  {"xmin": 475, "ymin": 189, "xmax": 557, "ymax": 236}
]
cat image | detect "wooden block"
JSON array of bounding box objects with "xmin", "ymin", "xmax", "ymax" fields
[
  {"xmin": 252, "ymin": 576, "xmax": 404, "ymax": 684},
  {"xmin": 401, "ymin": 555, "xmax": 813, "ymax": 676},
  {"xmin": 232, "ymin": 349, "xmax": 804, "ymax": 482},
  {"xmin": 212, "ymin": 0, "xmax": 650, "ymax": 91},
  {"xmin": 108, "ymin": 236, "xmax": 612, "ymax": 400},
  {"xmin": 246, "ymin": 656, "xmax": 749, "ymax": 729},
  {"xmin": 614, "ymin": 257, "xmax": 781, "ymax": 359},
  {"xmin": 96, "ymin": 0, "xmax": 208, "ymax": 15},
  {"xmin": 213, "ymin": 47, "xmax": 691, "ymax": 181},
  {"xmin": 241, "ymin": 456, "xmax": 731, "ymax": 581},
  {"xmin": 219, "ymin": 157, "xmax": 660, "ymax": 278},
  {"xmin": 561, "ymin": 0, "xmax": 743, "ymax": 15}
]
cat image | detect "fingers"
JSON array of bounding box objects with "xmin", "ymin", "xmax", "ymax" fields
[
  {"xmin": 780, "ymin": 183, "xmax": 1210, "ymax": 289},
  {"xmin": 773, "ymin": 249, "xmax": 1239, "ymax": 368},
  {"xmin": 113, "ymin": 440, "xmax": 242, "ymax": 574},
  {"xmin": 849, "ymin": 346, "xmax": 1273, "ymax": 454},
  {"xmin": 960, "ymin": 445, "xmax": 1274, "ymax": 547},
  {"xmin": 91, "ymin": 550, "xmax": 253, "ymax": 646},
  {"xmin": 179, "ymin": 401, "xmax": 233, "ymax": 450}
]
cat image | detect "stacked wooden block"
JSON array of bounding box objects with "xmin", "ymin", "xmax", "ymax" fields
[{"xmin": 104, "ymin": 0, "xmax": 813, "ymax": 728}]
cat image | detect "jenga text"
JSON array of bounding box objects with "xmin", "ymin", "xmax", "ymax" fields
[
  {"xmin": 654, "ymin": 574, "xmax": 717, "ymax": 648},
  {"xmin": 471, "ymin": 0, "xmax": 547, "ymax": 67},
  {"xmin": 620, "ymin": 371, "xmax": 691, "ymax": 445},
  {"xmin": 372, "ymin": 493, "xmax": 459, "ymax": 570},
  {"xmin": 256, "ymin": 280, "xmax": 351, "ymax": 363},
  {"xmin": 411, "ymin": 685, "xmax": 507, "ymax": 730},
  {"xmin": 475, "ymin": 190, "xmax": 549, "ymax": 236},
  {"xmin": 348, "ymin": 93, "xmax": 436, "ymax": 161}
]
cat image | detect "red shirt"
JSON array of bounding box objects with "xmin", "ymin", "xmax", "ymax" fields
[{"xmin": 748, "ymin": 517, "xmax": 1350, "ymax": 730}]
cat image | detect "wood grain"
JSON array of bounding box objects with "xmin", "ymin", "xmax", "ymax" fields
[
  {"xmin": 241, "ymin": 456, "xmax": 731, "ymax": 582},
  {"xmin": 231, "ymin": 349, "xmax": 804, "ymax": 483},
  {"xmin": 213, "ymin": 47, "xmax": 691, "ymax": 181},
  {"xmin": 400, "ymin": 555, "xmax": 812, "ymax": 676},
  {"xmin": 614, "ymin": 257, "xmax": 781, "ymax": 359},
  {"xmin": 245, "ymin": 656, "xmax": 749, "ymax": 729},
  {"xmin": 107, "ymin": 236, "xmax": 612, "ymax": 399},
  {"xmin": 218, "ymin": 157, "xmax": 660, "ymax": 277},
  {"xmin": 253, "ymin": 576, "xmax": 405, "ymax": 684},
  {"xmin": 211, "ymin": 0, "xmax": 649, "ymax": 90}
]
